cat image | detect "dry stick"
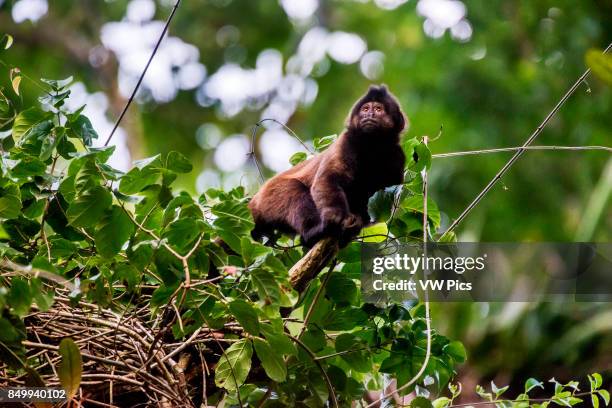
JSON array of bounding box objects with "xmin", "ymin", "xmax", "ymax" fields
[
  {"xmin": 368, "ymin": 137, "xmax": 433, "ymax": 408},
  {"xmin": 439, "ymin": 42, "xmax": 612, "ymax": 241},
  {"xmin": 433, "ymin": 145, "xmax": 611, "ymax": 158},
  {"xmin": 103, "ymin": 0, "xmax": 181, "ymax": 147}
]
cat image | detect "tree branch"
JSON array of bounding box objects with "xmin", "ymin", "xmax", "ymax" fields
[{"xmin": 288, "ymin": 237, "xmax": 339, "ymax": 292}]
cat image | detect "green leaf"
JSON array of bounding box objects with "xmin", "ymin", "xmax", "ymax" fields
[
  {"xmin": 314, "ymin": 134, "xmax": 337, "ymax": 151},
  {"xmin": 166, "ymin": 151, "xmax": 193, "ymax": 173},
  {"xmin": 402, "ymin": 194, "xmax": 441, "ymax": 228},
  {"xmin": 525, "ymin": 378, "xmax": 544, "ymax": 393},
  {"xmin": 41, "ymin": 76, "xmax": 74, "ymax": 91},
  {"xmin": 325, "ymin": 273, "xmax": 357, "ymax": 304},
  {"xmin": 289, "ymin": 151, "xmax": 308, "ymax": 166},
  {"xmin": 598, "ymin": 390, "xmax": 610, "ymax": 406},
  {"xmin": 94, "ymin": 206, "xmax": 135, "ymax": 258},
  {"xmin": 335, "ymin": 333, "xmax": 372, "ymax": 372},
  {"xmin": 12, "ymin": 107, "xmax": 47, "ymax": 140},
  {"xmin": 432, "ymin": 397, "xmax": 451, "ymax": 408},
  {"xmin": 1, "ymin": 34, "xmax": 13, "ymax": 50},
  {"xmin": 591, "ymin": 373, "xmax": 603, "ymax": 390},
  {"xmin": 214, "ymin": 339, "xmax": 253, "ymax": 390},
  {"xmin": 119, "ymin": 155, "xmax": 163, "ymax": 194},
  {"xmin": 228, "ymin": 299, "xmax": 260, "ymax": 335},
  {"xmin": 359, "ymin": 222, "xmax": 388, "ymax": 242},
  {"xmin": 0, "ymin": 184, "xmax": 21, "ymax": 219},
  {"xmin": 443, "ymin": 341, "xmax": 466, "ymax": 363},
  {"xmin": 10, "ymin": 156, "xmax": 47, "ymax": 178},
  {"xmin": 586, "ymin": 49, "xmax": 612, "ymax": 85},
  {"xmin": 7, "ymin": 278, "xmax": 32, "ymax": 317},
  {"xmin": 592, "ymin": 394, "xmax": 600, "ymax": 408},
  {"xmin": 68, "ymin": 115, "xmax": 98, "ymax": 146},
  {"xmin": 58, "ymin": 338, "xmax": 82, "ymax": 399},
  {"xmin": 162, "ymin": 217, "xmax": 207, "ymax": 253},
  {"xmin": 66, "ymin": 186, "xmax": 113, "ymax": 228},
  {"xmin": 253, "ymin": 338, "xmax": 287, "ymax": 382},
  {"xmin": 251, "ymin": 269, "xmax": 281, "ymax": 305},
  {"xmin": 411, "ymin": 396, "xmax": 433, "ymax": 408},
  {"xmin": 491, "ymin": 381, "xmax": 509, "ymax": 399},
  {"xmin": 241, "ymin": 237, "xmax": 272, "ymax": 265},
  {"xmin": 476, "ymin": 384, "xmax": 493, "ymax": 401},
  {"xmin": 260, "ymin": 323, "xmax": 297, "ymax": 356}
]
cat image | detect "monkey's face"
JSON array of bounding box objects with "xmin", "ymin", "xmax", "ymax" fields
[{"xmin": 354, "ymin": 101, "xmax": 394, "ymax": 133}]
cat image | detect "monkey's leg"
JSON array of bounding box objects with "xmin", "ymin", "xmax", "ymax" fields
[{"xmin": 281, "ymin": 181, "xmax": 323, "ymax": 247}]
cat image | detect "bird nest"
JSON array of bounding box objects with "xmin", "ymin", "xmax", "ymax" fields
[{"xmin": 2, "ymin": 289, "xmax": 210, "ymax": 408}]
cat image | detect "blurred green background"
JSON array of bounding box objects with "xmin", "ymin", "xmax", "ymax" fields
[{"xmin": 1, "ymin": 0, "xmax": 610, "ymax": 399}]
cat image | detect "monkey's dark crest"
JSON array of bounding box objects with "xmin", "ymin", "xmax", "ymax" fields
[{"xmin": 249, "ymin": 85, "xmax": 406, "ymax": 248}]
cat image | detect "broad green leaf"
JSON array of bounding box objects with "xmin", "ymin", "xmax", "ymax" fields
[
  {"xmin": 260, "ymin": 323, "xmax": 297, "ymax": 356},
  {"xmin": 58, "ymin": 338, "xmax": 82, "ymax": 398},
  {"xmin": 214, "ymin": 339, "xmax": 253, "ymax": 390},
  {"xmin": 12, "ymin": 107, "xmax": 47, "ymax": 140},
  {"xmin": 228, "ymin": 299, "xmax": 260, "ymax": 335},
  {"xmin": 443, "ymin": 341, "xmax": 466, "ymax": 363},
  {"xmin": 66, "ymin": 186, "xmax": 112, "ymax": 228},
  {"xmin": 359, "ymin": 222, "xmax": 388, "ymax": 242},
  {"xmin": 7, "ymin": 278, "xmax": 32, "ymax": 317},
  {"xmin": 251, "ymin": 269, "xmax": 280, "ymax": 305},
  {"xmin": 10, "ymin": 157, "xmax": 47, "ymax": 178},
  {"xmin": 325, "ymin": 273, "xmax": 357, "ymax": 304},
  {"xmin": 402, "ymin": 194, "xmax": 441, "ymax": 228},
  {"xmin": 166, "ymin": 151, "xmax": 193, "ymax": 173},
  {"xmin": 119, "ymin": 155, "xmax": 163, "ymax": 194},
  {"xmin": 241, "ymin": 237, "xmax": 271, "ymax": 265},
  {"xmin": 593, "ymin": 394, "xmax": 600, "ymax": 408},
  {"xmin": 335, "ymin": 333, "xmax": 372, "ymax": 372},
  {"xmin": 162, "ymin": 217, "xmax": 207, "ymax": 253},
  {"xmin": 94, "ymin": 206, "xmax": 135, "ymax": 258},
  {"xmin": 410, "ymin": 396, "xmax": 433, "ymax": 408},
  {"xmin": 253, "ymin": 338, "xmax": 287, "ymax": 382},
  {"xmin": 0, "ymin": 184, "xmax": 21, "ymax": 219},
  {"xmin": 68, "ymin": 115, "xmax": 98, "ymax": 146}
]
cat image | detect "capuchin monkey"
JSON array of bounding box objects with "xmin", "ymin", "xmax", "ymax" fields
[{"xmin": 249, "ymin": 85, "xmax": 406, "ymax": 248}]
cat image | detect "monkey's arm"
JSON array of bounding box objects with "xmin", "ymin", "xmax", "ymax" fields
[{"xmin": 310, "ymin": 169, "xmax": 351, "ymax": 226}]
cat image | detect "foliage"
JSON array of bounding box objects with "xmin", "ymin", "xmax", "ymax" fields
[{"xmin": 0, "ymin": 75, "xmax": 463, "ymax": 406}]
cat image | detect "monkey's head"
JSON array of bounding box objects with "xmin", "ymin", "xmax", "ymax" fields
[{"xmin": 347, "ymin": 85, "xmax": 407, "ymax": 135}]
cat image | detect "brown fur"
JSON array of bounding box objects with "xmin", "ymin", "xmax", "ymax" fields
[{"xmin": 249, "ymin": 85, "xmax": 406, "ymax": 247}]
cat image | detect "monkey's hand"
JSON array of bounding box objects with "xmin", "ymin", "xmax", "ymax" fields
[
  {"xmin": 339, "ymin": 213, "xmax": 364, "ymax": 247},
  {"xmin": 320, "ymin": 207, "xmax": 346, "ymax": 235}
]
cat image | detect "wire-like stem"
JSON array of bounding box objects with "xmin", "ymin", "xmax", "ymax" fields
[
  {"xmin": 433, "ymin": 145, "xmax": 611, "ymax": 158},
  {"xmin": 439, "ymin": 42, "xmax": 612, "ymax": 240},
  {"xmin": 368, "ymin": 137, "xmax": 432, "ymax": 408},
  {"xmin": 104, "ymin": 0, "xmax": 181, "ymax": 147}
]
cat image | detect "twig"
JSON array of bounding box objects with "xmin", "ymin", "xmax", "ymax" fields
[
  {"xmin": 439, "ymin": 42, "xmax": 612, "ymax": 240},
  {"xmin": 297, "ymin": 259, "xmax": 337, "ymax": 338},
  {"xmin": 433, "ymin": 145, "xmax": 611, "ymax": 158},
  {"xmin": 104, "ymin": 0, "xmax": 181, "ymax": 146}
]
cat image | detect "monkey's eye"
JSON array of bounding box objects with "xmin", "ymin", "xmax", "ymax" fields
[
  {"xmin": 375, "ymin": 106, "xmax": 383, "ymax": 113},
  {"xmin": 362, "ymin": 106, "xmax": 369, "ymax": 112}
]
